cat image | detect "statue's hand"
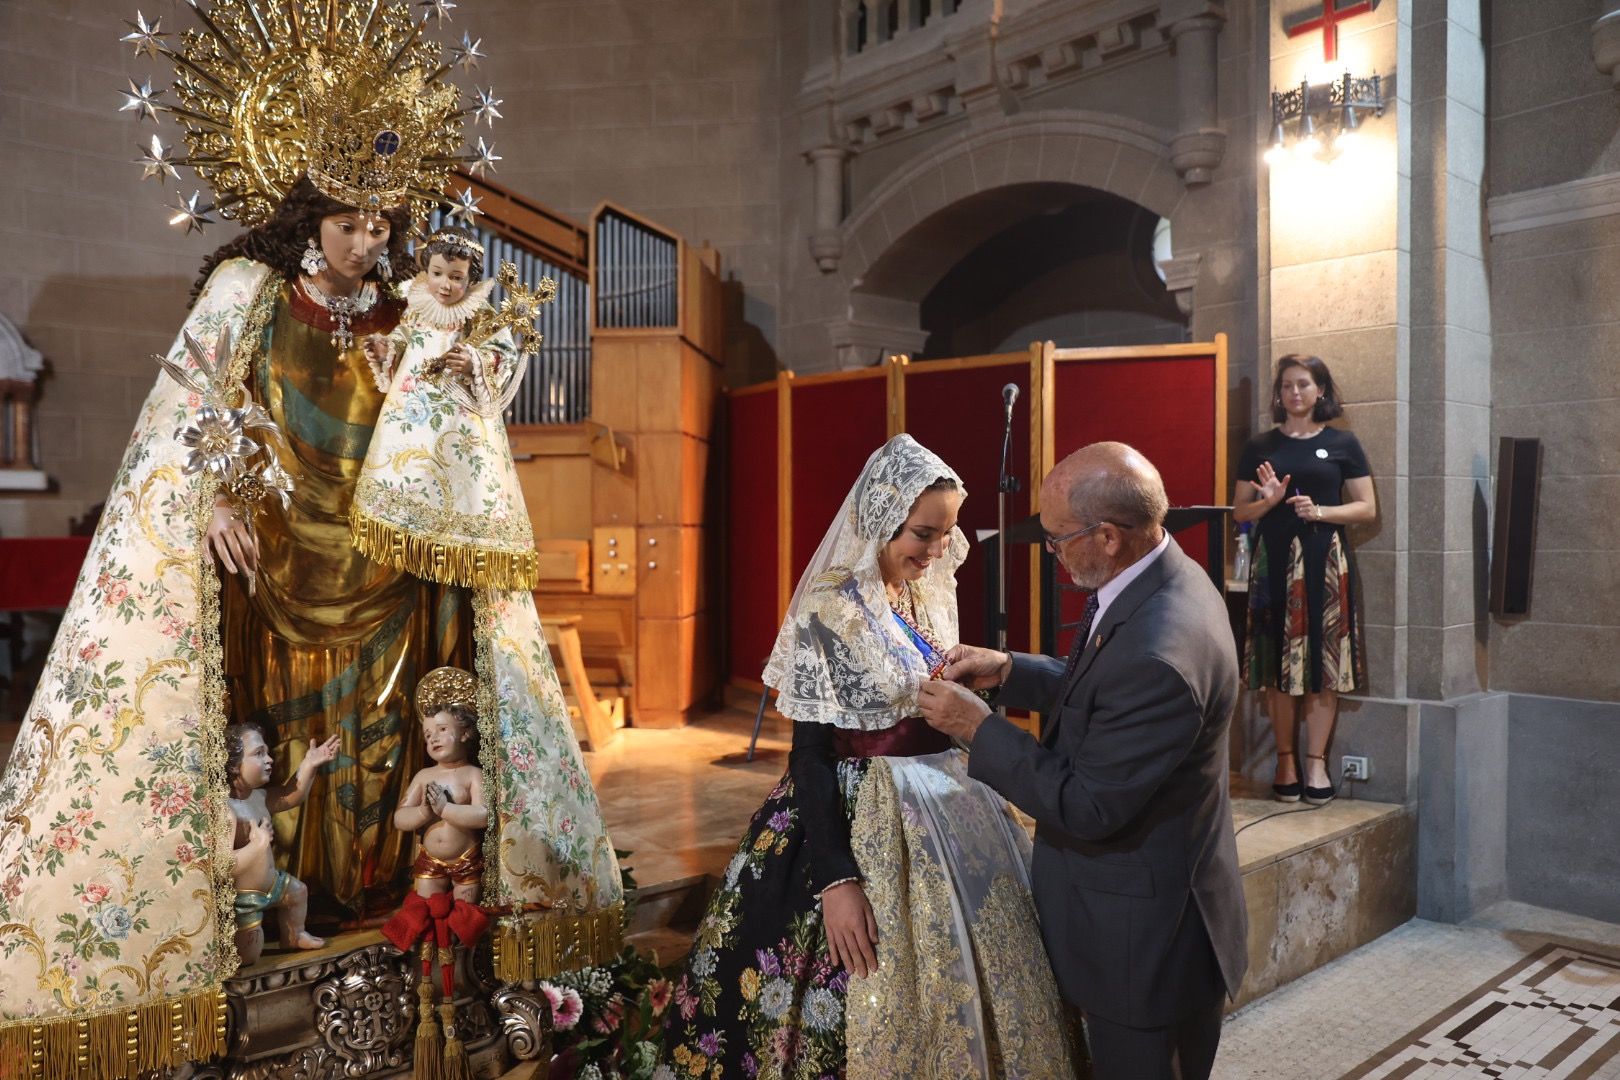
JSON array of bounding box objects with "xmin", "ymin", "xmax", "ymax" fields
[
  {"xmin": 247, "ymin": 819, "xmax": 273, "ymax": 853},
  {"xmin": 206, "ymin": 500, "xmax": 259, "ymax": 577},
  {"xmin": 424, "ymin": 782, "xmax": 449, "ymax": 815}
]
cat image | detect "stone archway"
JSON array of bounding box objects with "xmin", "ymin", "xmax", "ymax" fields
[{"xmin": 825, "ymin": 110, "xmax": 1195, "ymax": 367}]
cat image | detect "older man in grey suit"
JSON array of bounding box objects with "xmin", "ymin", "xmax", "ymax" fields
[{"xmin": 918, "ymin": 441, "xmax": 1246, "ymax": 1080}]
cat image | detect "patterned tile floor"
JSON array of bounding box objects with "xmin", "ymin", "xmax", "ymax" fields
[{"xmin": 1214, "ymin": 902, "xmax": 1620, "ymax": 1080}]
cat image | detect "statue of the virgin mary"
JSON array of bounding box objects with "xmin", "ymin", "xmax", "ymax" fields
[{"xmin": 0, "ymin": 5, "xmax": 620, "ymax": 1077}]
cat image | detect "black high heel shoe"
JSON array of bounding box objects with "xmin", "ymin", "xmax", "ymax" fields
[
  {"xmin": 1303, "ymin": 752, "xmax": 1336, "ymax": 805},
  {"xmin": 1272, "ymin": 749, "xmax": 1302, "ymax": 803}
]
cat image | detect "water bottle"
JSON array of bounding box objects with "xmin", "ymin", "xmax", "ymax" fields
[{"xmin": 1232, "ymin": 522, "xmax": 1251, "ymax": 582}]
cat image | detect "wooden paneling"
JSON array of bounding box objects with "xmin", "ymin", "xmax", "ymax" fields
[
  {"xmin": 513, "ymin": 454, "xmax": 593, "ymax": 541},
  {"xmin": 680, "ymin": 244, "xmax": 724, "ymax": 362},
  {"xmin": 680, "ymin": 342, "xmax": 721, "ymax": 440},
  {"xmin": 592, "ymin": 433, "xmax": 638, "ymax": 526},
  {"xmin": 638, "ymin": 526, "xmax": 704, "ymax": 619},
  {"xmin": 592, "ymin": 526, "xmax": 637, "ymax": 596},
  {"xmin": 634, "ymin": 610, "xmax": 714, "ymax": 724},
  {"xmin": 634, "ymin": 338, "xmax": 685, "ymax": 433},
  {"xmin": 590, "ymin": 337, "xmax": 640, "ymax": 432},
  {"xmin": 638, "ymin": 433, "xmax": 709, "ymax": 526}
]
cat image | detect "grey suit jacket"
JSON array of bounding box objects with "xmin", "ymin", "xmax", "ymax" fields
[{"xmin": 968, "ymin": 536, "xmax": 1247, "ymax": 1028}]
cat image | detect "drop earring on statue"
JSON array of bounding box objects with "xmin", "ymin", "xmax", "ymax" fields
[{"xmin": 301, "ymin": 238, "xmax": 327, "ymax": 276}]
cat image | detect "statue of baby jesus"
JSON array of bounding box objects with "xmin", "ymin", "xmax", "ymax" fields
[
  {"xmin": 392, "ymin": 666, "xmax": 488, "ymax": 904},
  {"xmin": 226, "ymin": 723, "xmax": 340, "ymax": 965}
]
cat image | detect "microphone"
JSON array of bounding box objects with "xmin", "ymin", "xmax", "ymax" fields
[{"xmin": 1002, "ymin": 382, "xmax": 1019, "ymax": 416}]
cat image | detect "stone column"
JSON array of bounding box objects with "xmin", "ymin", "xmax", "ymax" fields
[
  {"xmin": 1404, "ymin": 0, "xmax": 1490, "ymax": 703},
  {"xmin": 1163, "ymin": 2, "xmax": 1228, "ymax": 185},
  {"xmin": 807, "ymin": 145, "xmax": 849, "ymax": 273}
]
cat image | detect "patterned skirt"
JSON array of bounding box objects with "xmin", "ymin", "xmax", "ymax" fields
[
  {"xmin": 660, "ymin": 746, "xmax": 1076, "ymax": 1079},
  {"xmin": 1244, "ymin": 528, "xmax": 1366, "ymax": 696}
]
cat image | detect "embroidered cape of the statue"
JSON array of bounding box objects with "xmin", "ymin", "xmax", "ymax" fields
[
  {"xmin": 0, "ymin": 258, "xmax": 620, "ymax": 1079},
  {"xmin": 349, "ymin": 273, "xmax": 539, "ymax": 590}
]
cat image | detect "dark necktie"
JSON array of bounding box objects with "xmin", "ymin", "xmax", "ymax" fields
[{"xmin": 1059, "ymin": 591, "xmax": 1102, "ymax": 686}]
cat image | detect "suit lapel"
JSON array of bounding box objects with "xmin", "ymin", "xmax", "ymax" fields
[{"xmin": 1049, "ymin": 536, "xmax": 1186, "ymax": 719}]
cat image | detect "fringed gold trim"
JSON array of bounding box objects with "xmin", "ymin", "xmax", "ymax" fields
[
  {"xmin": 490, "ymin": 903, "xmax": 625, "ymax": 984},
  {"xmin": 0, "ymin": 986, "xmax": 229, "ymax": 1080},
  {"xmin": 350, "ymin": 508, "xmax": 538, "ymax": 591}
]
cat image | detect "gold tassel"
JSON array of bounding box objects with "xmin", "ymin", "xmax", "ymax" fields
[
  {"xmin": 349, "ymin": 507, "xmax": 538, "ymax": 590},
  {"xmin": 440, "ymin": 1001, "xmax": 473, "ymax": 1080},
  {"xmin": 0, "ymin": 985, "xmax": 229, "ymax": 1080},
  {"xmin": 413, "ymin": 974, "xmax": 443, "ymax": 1080},
  {"xmin": 490, "ymin": 903, "xmax": 625, "ymax": 985}
]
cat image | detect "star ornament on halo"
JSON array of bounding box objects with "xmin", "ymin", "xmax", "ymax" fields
[
  {"xmin": 121, "ymin": 10, "xmax": 169, "ymax": 60},
  {"xmin": 471, "ymin": 86, "xmax": 503, "ymax": 128},
  {"xmin": 444, "ymin": 186, "xmax": 484, "ymax": 224},
  {"xmin": 118, "ymin": 77, "xmax": 165, "ymax": 123},
  {"xmin": 136, "ymin": 134, "xmax": 181, "ymax": 184},
  {"xmin": 467, "ymin": 137, "xmax": 501, "ymax": 177},
  {"xmin": 167, "ymin": 190, "xmax": 216, "ymax": 235},
  {"xmin": 419, "ymin": 0, "xmax": 458, "ymax": 21},
  {"xmin": 452, "ymin": 31, "xmax": 485, "ymax": 72}
]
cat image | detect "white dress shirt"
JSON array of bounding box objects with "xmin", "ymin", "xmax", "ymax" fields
[{"xmin": 1089, "ymin": 528, "xmax": 1171, "ymax": 635}]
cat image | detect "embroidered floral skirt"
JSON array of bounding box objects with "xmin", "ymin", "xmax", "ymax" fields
[
  {"xmin": 1244, "ymin": 527, "xmax": 1367, "ymax": 696},
  {"xmin": 660, "ymin": 749, "xmax": 1076, "ymax": 1079}
]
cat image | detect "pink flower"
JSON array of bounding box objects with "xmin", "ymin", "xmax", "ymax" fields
[
  {"xmin": 508, "ymin": 746, "xmax": 535, "ymax": 774},
  {"xmin": 95, "ymin": 571, "xmax": 112, "ymax": 591},
  {"xmin": 105, "ymin": 582, "xmax": 130, "ymax": 606},
  {"xmin": 186, "ymin": 392, "xmax": 201, "ymax": 409},
  {"xmin": 174, "ymin": 842, "xmax": 196, "ymax": 866},
  {"xmin": 647, "ymin": 978, "xmax": 672, "ymax": 1017},
  {"xmin": 78, "ymin": 642, "xmax": 102, "ymax": 663},
  {"xmin": 552, "ymin": 987, "xmax": 583, "ymax": 1031},
  {"xmin": 537, "ymin": 982, "xmax": 564, "ymax": 1015},
  {"xmin": 151, "ymin": 781, "xmax": 193, "ymax": 818},
  {"xmin": 591, "ymin": 993, "xmax": 625, "ymax": 1035},
  {"xmin": 560, "ymin": 817, "xmax": 575, "ymax": 834},
  {"xmin": 674, "ymin": 976, "xmax": 699, "ymax": 1021},
  {"xmin": 81, "ymin": 883, "xmax": 110, "ymax": 905},
  {"xmin": 53, "ymin": 828, "xmax": 79, "ymax": 853},
  {"xmin": 74, "ymin": 808, "xmax": 95, "ymax": 827},
  {"xmin": 400, "ymin": 375, "xmax": 417, "ymax": 393},
  {"xmin": 2, "ymin": 873, "xmax": 22, "ymax": 900},
  {"xmin": 158, "ymin": 615, "xmax": 185, "ymax": 639}
]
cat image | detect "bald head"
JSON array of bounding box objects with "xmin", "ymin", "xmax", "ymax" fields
[{"xmin": 1046, "ymin": 441, "xmax": 1169, "ymax": 533}]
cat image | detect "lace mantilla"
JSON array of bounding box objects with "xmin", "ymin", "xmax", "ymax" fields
[{"xmin": 762, "ymin": 434, "xmax": 968, "ymax": 731}]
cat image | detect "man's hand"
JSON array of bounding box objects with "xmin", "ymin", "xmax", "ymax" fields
[
  {"xmin": 917, "ymin": 680, "xmax": 992, "ymax": 742},
  {"xmin": 821, "ymin": 881, "xmax": 878, "ymax": 978},
  {"xmin": 939, "ymin": 644, "xmax": 1012, "ymax": 689}
]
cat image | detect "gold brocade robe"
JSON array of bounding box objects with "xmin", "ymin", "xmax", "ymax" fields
[{"xmin": 223, "ymin": 282, "xmax": 470, "ymax": 913}]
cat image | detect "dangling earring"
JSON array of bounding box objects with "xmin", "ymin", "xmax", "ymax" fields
[
  {"xmin": 301, "ymin": 238, "xmax": 327, "ymax": 276},
  {"xmin": 374, "ymin": 249, "xmax": 392, "ymax": 279}
]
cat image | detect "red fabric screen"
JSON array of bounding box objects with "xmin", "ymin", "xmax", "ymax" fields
[
  {"xmin": 1050, "ymin": 354, "xmax": 1217, "ymax": 653},
  {"xmin": 788, "ymin": 374, "xmax": 889, "ymax": 575},
  {"xmin": 0, "ymin": 537, "xmax": 93, "ymax": 611},
  {"xmin": 904, "ymin": 361, "xmax": 1033, "ymax": 654},
  {"xmin": 726, "ymin": 388, "xmax": 779, "ymax": 682}
]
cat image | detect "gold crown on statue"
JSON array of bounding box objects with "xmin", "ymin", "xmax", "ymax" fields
[
  {"xmin": 117, "ymin": 0, "xmax": 495, "ymax": 231},
  {"xmin": 302, "ymin": 46, "xmax": 457, "ymax": 211},
  {"xmin": 415, "ymin": 666, "xmax": 478, "ymax": 719},
  {"xmin": 423, "ymin": 228, "xmax": 487, "ymax": 258}
]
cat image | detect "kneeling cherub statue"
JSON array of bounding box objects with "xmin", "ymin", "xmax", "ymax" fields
[
  {"xmin": 393, "ymin": 666, "xmax": 489, "ymax": 901},
  {"xmin": 226, "ymin": 722, "xmax": 340, "ymax": 965}
]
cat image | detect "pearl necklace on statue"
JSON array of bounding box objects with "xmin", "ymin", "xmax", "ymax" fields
[{"xmin": 298, "ymin": 275, "xmax": 379, "ymax": 350}]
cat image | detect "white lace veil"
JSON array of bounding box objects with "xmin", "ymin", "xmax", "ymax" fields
[{"xmin": 761, "ymin": 433, "xmax": 969, "ymax": 730}]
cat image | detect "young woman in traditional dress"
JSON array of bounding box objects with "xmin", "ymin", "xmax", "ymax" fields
[
  {"xmin": 1233, "ymin": 354, "xmax": 1378, "ymax": 805},
  {"xmin": 660, "ymin": 434, "xmax": 1076, "ymax": 1079}
]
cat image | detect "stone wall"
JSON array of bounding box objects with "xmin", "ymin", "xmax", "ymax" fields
[
  {"xmin": 0, "ymin": 0, "xmax": 215, "ymax": 537},
  {"xmin": 1485, "ymin": 0, "xmax": 1620, "ymax": 702}
]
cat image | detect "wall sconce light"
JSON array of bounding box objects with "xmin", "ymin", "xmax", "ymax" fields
[{"xmin": 1264, "ymin": 70, "xmax": 1383, "ymax": 164}]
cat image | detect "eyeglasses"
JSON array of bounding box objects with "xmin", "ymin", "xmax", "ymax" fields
[{"xmin": 1042, "ymin": 520, "xmax": 1121, "ymax": 552}]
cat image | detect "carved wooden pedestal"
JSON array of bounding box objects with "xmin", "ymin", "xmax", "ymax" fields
[{"xmin": 185, "ymin": 932, "xmax": 554, "ymax": 1079}]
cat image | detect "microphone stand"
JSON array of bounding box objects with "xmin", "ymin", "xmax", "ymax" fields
[{"xmin": 996, "ymin": 397, "xmax": 1020, "ymax": 653}]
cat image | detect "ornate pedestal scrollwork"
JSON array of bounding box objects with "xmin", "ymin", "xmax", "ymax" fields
[
  {"xmin": 491, "ymin": 986, "xmax": 556, "ymax": 1063},
  {"xmin": 204, "ymin": 937, "xmax": 509, "ymax": 1079}
]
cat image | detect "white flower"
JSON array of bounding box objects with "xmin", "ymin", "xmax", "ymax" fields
[
  {"xmin": 578, "ymin": 1066, "xmax": 603, "ymax": 1080},
  {"xmin": 724, "ymin": 852, "xmax": 747, "ymax": 888},
  {"xmin": 801, "ymin": 985, "xmax": 841, "ymax": 1032},
  {"xmin": 689, "ymin": 948, "xmax": 718, "ymax": 979},
  {"xmin": 758, "ymin": 977, "xmax": 793, "ymax": 1020},
  {"xmin": 651, "ymin": 1067, "xmax": 677, "ymax": 1080}
]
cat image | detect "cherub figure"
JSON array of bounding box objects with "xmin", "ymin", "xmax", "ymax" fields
[
  {"xmin": 392, "ymin": 667, "xmax": 488, "ymax": 904},
  {"xmin": 226, "ymin": 723, "xmax": 340, "ymax": 965},
  {"xmin": 362, "ymin": 225, "xmax": 496, "ymax": 397}
]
